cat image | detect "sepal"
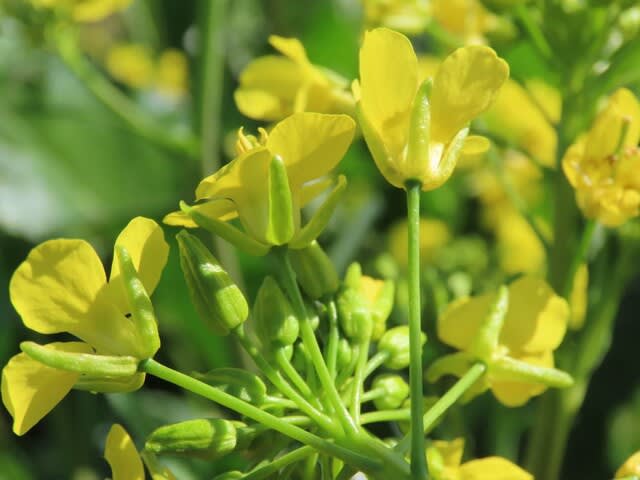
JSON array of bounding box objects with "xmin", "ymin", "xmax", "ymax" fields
[{"xmin": 266, "ymin": 155, "xmax": 295, "ymax": 245}]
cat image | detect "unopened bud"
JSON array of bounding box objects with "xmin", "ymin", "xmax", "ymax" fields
[
  {"xmin": 145, "ymin": 418, "xmax": 238, "ymax": 459},
  {"xmin": 177, "ymin": 231, "xmax": 249, "ymax": 335},
  {"xmin": 253, "ymin": 276, "xmax": 299, "ymax": 348},
  {"xmin": 378, "ymin": 325, "xmax": 426, "ymax": 370},
  {"xmin": 372, "ymin": 374, "xmax": 409, "ymax": 410},
  {"xmin": 288, "ymin": 241, "xmax": 339, "ymax": 299}
]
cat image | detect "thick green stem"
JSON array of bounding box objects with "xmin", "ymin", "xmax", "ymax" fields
[
  {"xmin": 405, "ymin": 181, "xmax": 427, "ymax": 479},
  {"xmin": 396, "ymin": 363, "xmax": 486, "ymax": 454},
  {"xmin": 273, "ymin": 247, "xmax": 358, "ymax": 436},
  {"xmin": 242, "ymin": 446, "xmax": 314, "ymax": 480},
  {"xmin": 140, "ymin": 359, "xmax": 380, "ymax": 473}
]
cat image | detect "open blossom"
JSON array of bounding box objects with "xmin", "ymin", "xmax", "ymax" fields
[
  {"xmin": 234, "ymin": 36, "xmax": 355, "ymax": 122},
  {"xmin": 356, "ymin": 27, "xmax": 508, "ymax": 191},
  {"xmin": 1, "ymin": 218, "xmax": 168, "ymax": 435},
  {"xmin": 563, "ymin": 88, "xmax": 640, "ymax": 227}
]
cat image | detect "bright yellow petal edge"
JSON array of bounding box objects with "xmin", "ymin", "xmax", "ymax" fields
[{"xmin": 105, "ymin": 424, "xmax": 146, "ymax": 480}]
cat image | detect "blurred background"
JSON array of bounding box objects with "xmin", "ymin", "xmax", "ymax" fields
[{"xmin": 0, "ymin": 0, "xmax": 639, "ymax": 478}]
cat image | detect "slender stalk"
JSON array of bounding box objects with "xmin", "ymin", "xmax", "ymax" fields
[
  {"xmin": 140, "ymin": 359, "xmax": 380, "ymax": 473},
  {"xmin": 396, "ymin": 363, "xmax": 486, "ymax": 454},
  {"xmin": 360, "ymin": 388, "xmax": 386, "ymax": 404},
  {"xmin": 405, "ymin": 181, "xmax": 427, "ymax": 479},
  {"xmin": 350, "ymin": 338, "xmax": 371, "ymax": 424},
  {"xmin": 233, "ymin": 326, "xmax": 337, "ymax": 435},
  {"xmin": 242, "ymin": 446, "xmax": 315, "ymax": 480},
  {"xmin": 275, "ymin": 348, "xmax": 316, "ymax": 402},
  {"xmin": 361, "ymin": 409, "xmax": 411, "ymax": 425},
  {"xmin": 325, "ymin": 299, "xmax": 340, "ymax": 379},
  {"xmin": 363, "ymin": 351, "xmax": 390, "ymax": 379},
  {"xmin": 273, "ymin": 247, "xmax": 358, "ymax": 436}
]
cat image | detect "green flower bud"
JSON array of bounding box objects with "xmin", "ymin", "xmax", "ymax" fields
[
  {"xmin": 266, "ymin": 155, "xmax": 295, "ymax": 245},
  {"xmin": 145, "ymin": 418, "xmax": 237, "ymax": 460},
  {"xmin": 378, "ymin": 325, "xmax": 426, "ymax": 370},
  {"xmin": 336, "ymin": 338, "xmax": 353, "ymax": 370},
  {"xmin": 253, "ymin": 276, "xmax": 299, "ymax": 348},
  {"xmin": 372, "ymin": 374, "xmax": 410, "ymax": 410},
  {"xmin": 288, "ymin": 241, "xmax": 339, "ymax": 299},
  {"xmin": 337, "ymin": 286, "xmax": 372, "ymax": 341},
  {"xmin": 176, "ymin": 231, "xmax": 248, "ymax": 335}
]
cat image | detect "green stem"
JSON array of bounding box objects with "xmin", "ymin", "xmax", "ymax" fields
[
  {"xmin": 233, "ymin": 326, "xmax": 337, "ymax": 435},
  {"xmin": 140, "ymin": 359, "xmax": 380, "ymax": 473},
  {"xmin": 364, "ymin": 351, "xmax": 390, "ymax": 379},
  {"xmin": 360, "ymin": 388, "xmax": 386, "ymax": 404},
  {"xmin": 514, "ymin": 3, "xmax": 553, "ymax": 61},
  {"xmin": 242, "ymin": 446, "xmax": 315, "ymax": 480},
  {"xmin": 275, "ymin": 348, "xmax": 317, "ymax": 403},
  {"xmin": 53, "ymin": 29, "xmax": 198, "ymax": 157},
  {"xmin": 396, "ymin": 363, "xmax": 486, "ymax": 454},
  {"xmin": 325, "ymin": 299, "xmax": 340, "ymax": 379},
  {"xmin": 350, "ymin": 338, "xmax": 371, "ymax": 425},
  {"xmin": 405, "ymin": 181, "xmax": 427, "ymax": 479},
  {"xmin": 264, "ymin": 396, "xmax": 299, "ymax": 410},
  {"xmin": 273, "ymin": 247, "xmax": 358, "ymax": 436},
  {"xmin": 561, "ymin": 220, "xmax": 596, "ymax": 299},
  {"xmin": 361, "ymin": 409, "xmax": 411, "ymax": 425}
]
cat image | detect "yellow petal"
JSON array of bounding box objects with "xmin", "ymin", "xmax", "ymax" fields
[
  {"xmin": 73, "ymin": 0, "xmax": 132, "ymax": 22},
  {"xmin": 105, "ymin": 424, "xmax": 145, "ymax": 480},
  {"xmin": 431, "ymin": 438, "xmax": 465, "ymax": 469},
  {"xmin": 1, "ymin": 342, "xmax": 91, "ymax": 435},
  {"xmin": 110, "ymin": 217, "xmax": 169, "ymax": 298},
  {"xmin": 569, "ymin": 263, "xmax": 589, "ymax": 330},
  {"xmin": 500, "ymin": 276, "xmax": 569, "ymax": 353},
  {"xmin": 616, "ymin": 450, "xmax": 640, "ymax": 477},
  {"xmin": 490, "ymin": 350, "xmax": 552, "ymax": 407},
  {"xmin": 269, "ymin": 35, "xmax": 310, "ymax": 65},
  {"xmin": 438, "ymin": 294, "xmax": 493, "ymax": 351},
  {"xmin": 163, "ymin": 199, "xmax": 238, "ymax": 229},
  {"xmin": 359, "ymin": 27, "xmax": 418, "ymax": 161},
  {"xmin": 431, "ymin": 46, "xmax": 509, "ymax": 143},
  {"xmin": 266, "ymin": 112, "xmax": 356, "ymax": 188},
  {"xmin": 459, "ymin": 456, "xmax": 533, "ymax": 479},
  {"xmin": 461, "ymin": 135, "xmax": 490, "ymax": 155}
]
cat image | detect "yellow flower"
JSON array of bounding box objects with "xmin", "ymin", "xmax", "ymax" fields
[
  {"xmin": 30, "ymin": 0, "xmax": 133, "ymax": 22},
  {"xmin": 428, "ymin": 276, "xmax": 571, "ymax": 406},
  {"xmin": 234, "ymin": 36, "xmax": 355, "ymax": 122},
  {"xmin": 615, "ymin": 450, "xmax": 640, "ymax": 478},
  {"xmin": 106, "ymin": 44, "xmax": 155, "ymax": 89},
  {"xmin": 164, "ymin": 112, "xmax": 355, "ymax": 249},
  {"xmin": 154, "ymin": 49, "xmax": 189, "ymax": 99},
  {"xmin": 388, "ymin": 218, "xmax": 451, "ymax": 267},
  {"xmin": 105, "ymin": 424, "xmax": 176, "ymax": 480},
  {"xmin": 361, "ymin": 0, "xmax": 431, "ymax": 35},
  {"xmin": 356, "ymin": 28, "xmax": 508, "ymax": 191},
  {"xmin": 1, "ymin": 217, "xmax": 168, "ymax": 435},
  {"xmin": 430, "ymin": 0, "xmax": 499, "ymax": 45},
  {"xmin": 483, "ymin": 79, "xmax": 558, "ymax": 167},
  {"xmin": 426, "ymin": 438, "xmax": 533, "ymax": 480},
  {"xmin": 563, "ymin": 88, "xmax": 640, "ymax": 227},
  {"xmin": 496, "ymin": 213, "xmax": 546, "ymax": 275}
]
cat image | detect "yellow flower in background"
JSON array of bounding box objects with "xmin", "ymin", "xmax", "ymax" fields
[
  {"xmin": 563, "ymin": 88, "xmax": 640, "ymax": 227},
  {"xmin": 105, "ymin": 44, "xmax": 189, "ymax": 100},
  {"xmin": 430, "ymin": 0, "xmax": 499, "ymax": 45},
  {"xmin": 1, "ymin": 217, "xmax": 168, "ymax": 435},
  {"xmin": 165, "ymin": 113, "xmax": 355, "ymax": 247},
  {"xmin": 483, "ymin": 79, "xmax": 558, "ymax": 167},
  {"xmin": 430, "ymin": 276, "xmax": 570, "ymax": 406},
  {"xmin": 426, "ymin": 438, "xmax": 533, "ymax": 480},
  {"xmin": 496, "ymin": 213, "xmax": 546, "ymax": 275},
  {"xmin": 388, "ymin": 218, "xmax": 451, "ymax": 267},
  {"xmin": 615, "ymin": 450, "xmax": 640, "ymax": 478},
  {"xmin": 569, "ymin": 263, "xmax": 589, "ymax": 330},
  {"xmin": 105, "ymin": 424, "xmax": 176, "ymax": 480},
  {"xmin": 361, "ymin": 0, "xmax": 430, "ymax": 35},
  {"xmin": 106, "ymin": 44, "xmax": 155, "ymax": 89},
  {"xmin": 234, "ymin": 36, "xmax": 355, "ymax": 122},
  {"xmin": 30, "ymin": 0, "xmax": 132, "ymax": 22},
  {"xmin": 356, "ymin": 28, "xmax": 508, "ymax": 191}
]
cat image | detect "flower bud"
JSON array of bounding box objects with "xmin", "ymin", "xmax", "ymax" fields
[
  {"xmin": 145, "ymin": 418, "xmax": 238, "ymax": 460},
  {"xmin": 336, "ymin": 338, "xmax": 353, "ymax": 370},
  {"xmin": 337, "ymin": 286, "xmax": 372, "ymax": 342},
  {"xmin": 176, "ymin": 231, "xmax": 249, "ymax": 335},
  {"xmin": 378, "ymin": 325, "xmax": 426, "ymax": 370},
  {"xmin": 288, "ymin": 241, "xmax": 339, "ymax": 299},
  {"xmin": 253, "ymin": 276, "xmax": 300, "ymax": 348},
  {"xmin": 265, "ymin": 155, "xmax": 295, "ymax": 245},
  {"xmin": 372, "ymin": 374, "xmax": 410, "ymax": 410}
]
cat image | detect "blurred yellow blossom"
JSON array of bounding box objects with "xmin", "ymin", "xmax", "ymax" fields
[
  {"xmin": 165, "ymin": 113, "xmax": 355, "ymax": 248},
  {"xmin": 615, "ymin": 450, "xmax": 640, "ymax": 478},
  {"xmin": 106, "ymin": 44, "xmax": 155, "ymax": 89},
  {"xmin": 426, "ymin": 438, "xmax": 533, "ymax": 480},
  {"xmin": 496, "ymin": 213, "xmax": 546, "ymax": 275},
  {"xmin": 155, "ymin": 49, "xmax": 189, "ymax": 99},
  {"xmin": 356, "ymin": 28, "xmax": 508, "ymax": 191},
  {"xmin": 30, "ymin": 0, "xmax": 132, "ymax": 22},
  {"xmin": 563, "ymin": 88, "xmax": 640, "ymax": 227},
  {"xmin": 234, "ymin": 36, "xmax": 355, "ymax": 122},
  {"xmin": 483, "ymin": 79, "xmax": 558, "ymax": 167},
  {"xmin": 569, "ymin": 263, "xmax": 589, "ymax": 330},
  {"xmin": 430, "ymin": 0, "xmax": 499, "ymax": 45},
  {"xmin": 428, "ymin": 277, "xmax": 571, "ymax": 406},
  {"xmin": 388, "ymin": 218, "xmax": 451, "ymax": 267},
  {"xmin": 361, "ymin": 0, "xmax": 430, "ymax": 35},
  {"xmin": 1, "ymin": 218, "xmax": 168, "ymax": 435}
]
